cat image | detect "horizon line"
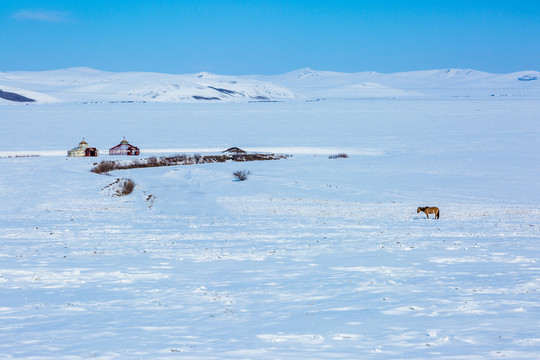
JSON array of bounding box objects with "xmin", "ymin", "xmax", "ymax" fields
[{"xmin": 2, "ymin": 66, "xmax": 539, "ymax": 76}]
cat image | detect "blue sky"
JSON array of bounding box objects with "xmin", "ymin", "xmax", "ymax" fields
[{"xmin": 1, "ymin": 0, "xmax": 539, "ymax": 74}]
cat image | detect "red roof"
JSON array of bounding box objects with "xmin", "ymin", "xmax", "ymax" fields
[{"xmin": 109, "ymin": 139, "xmax": 140, "ymax": 155}]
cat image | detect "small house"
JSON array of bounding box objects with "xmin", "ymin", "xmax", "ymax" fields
[
  {"xmin": 67, "ymin": 139, "xmax": 98, "ymax": 157},
  {"xmin": 109, "ymin": 138, "xmax": 140, "ymax": 156}
]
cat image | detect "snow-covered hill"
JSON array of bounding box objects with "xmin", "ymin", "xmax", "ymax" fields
[
  {"xmin": 1, "ymin": 67, "xmax": 540, "ymax": 104},
  {"xmin": 253, "ymin": 67, "xmax": 540, "ymax": 99},
  {"xmin": 0, "ymin": 67, "xmax": 298, "ymax": 104}
]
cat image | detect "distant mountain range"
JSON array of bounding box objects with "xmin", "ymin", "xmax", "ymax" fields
[{"xmin": 1, "ymin": 67, "xmax": 539, "ymax": 104}]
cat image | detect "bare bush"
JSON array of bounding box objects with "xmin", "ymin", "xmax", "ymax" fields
[
  {"xmin": 147, "ymin": 156, "xmax": 158, "ymax": 166},
  {"xmin": 91, "ymin": 161, "xmax": 115, "ymax": 174},
  {"xmin": 91, "ymin": 153, "xmax": 289, "ymax": 175},
  {"xmin": 329, "ymin": 153, "xmax": 349, "ymax": 159},
  {"xmin": 101, "ymin": 177, "xmax": 135, "ymax": 196},
  {"xmin": 233, "ymin": 170, "xmax": 251, "ymax": 181},
  {"xmin": 117, "ymin": 178, "xmax": 135, "ymax": 196},
  {"xmin": 0, "ymin": 154, "xmax": 40, "ymax": 158}
]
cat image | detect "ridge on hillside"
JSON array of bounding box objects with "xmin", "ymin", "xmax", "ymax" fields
[{"xmin": 0, "ymin": 89, "xmax": 35, "ymax": 102}]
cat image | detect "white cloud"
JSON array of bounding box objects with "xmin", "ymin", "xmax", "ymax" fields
[{"xmin": 12, "ymin": 10, "xmax": 69, "ymax": 23}]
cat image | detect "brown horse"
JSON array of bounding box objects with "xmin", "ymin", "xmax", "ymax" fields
[{"xmin": 417, "ymin": 207, "xmax": 439, "ymax": 219}]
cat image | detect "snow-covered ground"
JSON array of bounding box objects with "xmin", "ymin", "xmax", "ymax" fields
[{"xmin": 1, "ymin": 99, "xmax": 539, "ymax": 359}]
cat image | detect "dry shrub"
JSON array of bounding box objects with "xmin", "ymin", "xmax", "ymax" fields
[
  {"xmin": 91, "ymin": 161, "xmax": 115, "ymax": 174},
  {"xmin": 117, "ymin": 178, "xmax": 135, "ymax": 196},
  {"xmin": 329, "ymin": 153, "xmax": 349, "ymax": 159},
  {"xmin": 91, "ymin": 153, "xmax": 289, "ymax": 175},
  {"xmin": 147, "ymin": 157, "xmax": 158, "ymax": 166},
  {"xmin": 233, "ymin": 170, "xmax": 251, "ymax": 181}
]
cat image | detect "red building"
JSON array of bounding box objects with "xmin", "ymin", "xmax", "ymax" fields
[{"xmin": 109, "ymin": 139, "xmax": 140, "ymax": 156}]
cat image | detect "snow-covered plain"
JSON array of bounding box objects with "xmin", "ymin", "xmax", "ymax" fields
[{"xmin": 1, "ymin": 97, "xmax": 540, "ymax": 359}]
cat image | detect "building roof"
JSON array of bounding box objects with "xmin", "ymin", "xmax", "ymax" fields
[
  {"xmin": 110, "ymin": 139, "xmax": 139, "ymax": 151},
  {"xmin": 71, "ymin": 139, "xmax": 90, "ymax": 151}
]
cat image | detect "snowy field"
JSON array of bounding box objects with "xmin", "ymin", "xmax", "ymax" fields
[{"xmin": 1, "ymin": 99, "xmax": 539, "ymax": 359}]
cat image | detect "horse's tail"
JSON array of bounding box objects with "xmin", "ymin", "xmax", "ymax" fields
[{"xmin": 436, "ymin": 209, "xmax": 440, "ymax": 219}]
